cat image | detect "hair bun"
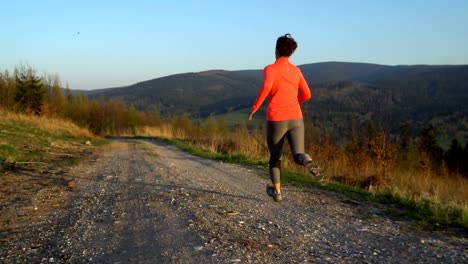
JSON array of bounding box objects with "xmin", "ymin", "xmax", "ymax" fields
[{"xmin": 276, "ymin": 33, "xmax": 298, "ymax": 57}]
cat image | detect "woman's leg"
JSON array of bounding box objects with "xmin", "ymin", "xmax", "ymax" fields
[
  {"xmin": 267, "ymin": 121, "xmax": 288, "ymax": 194},
  {"xmin": 286, "ymin": 119, "xmax": 312, "ymax": 165},
  {"xmin": 286, "ymin": 118, "xmax": 323, "ymax": 178}
]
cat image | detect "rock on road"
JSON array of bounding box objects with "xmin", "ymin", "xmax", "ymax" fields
[{"xmin": 2, "ymin": 140, "xmax": 467, "ymax": 263}]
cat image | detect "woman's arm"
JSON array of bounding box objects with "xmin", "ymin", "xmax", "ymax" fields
[
  {"xmin": 297, "ymin": 71, "xmax": 311, "ymax": 103},
  {"xmin": 249, "ymin": 66, "xmax": 274, "ymax": 119}
]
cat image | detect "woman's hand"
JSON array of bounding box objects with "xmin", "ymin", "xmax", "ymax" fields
[{"xmin": 248, "ymin": 111, "xmax": 254, "ymax": 120}]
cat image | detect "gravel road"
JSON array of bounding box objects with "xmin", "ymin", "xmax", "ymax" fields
[{"xmin": 2, "ymin": 140, "xmax": 467, "ymax": 263}]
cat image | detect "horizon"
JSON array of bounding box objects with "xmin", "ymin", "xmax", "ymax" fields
[
  {"xmin": 3, "ymin": 0, "xmax": 468, "ymax": 90},
  {"xmin": 80, "ymin": 60, "xmax": 468, "ymax": 91}
]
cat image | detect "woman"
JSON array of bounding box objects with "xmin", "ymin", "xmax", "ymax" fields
[{"xmin": 248, "ymin": 33, "xmax": 322, "ymax": 202}]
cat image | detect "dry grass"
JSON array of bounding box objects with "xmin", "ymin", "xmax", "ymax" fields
[
  {"xmin": 0, "ymin": 109, "xmax": 95, "ymax": 138},
  {"xmin": 308, "ymin": 141, "xmax": 467, "ymax": 209},
  {"xmin": 137, "ymin": 125, "xmax": 180, "ymax": 139},
  {"xmin": 139, "ymin": 124, "xmax": 268, "ymax": 160},
  {"xmin": 389, "ymin": 169, "xmax": 468, "ymax": 207},
  {"xmin": 138, "ymin": 123, "xmax": 467, "ymax": 210}
]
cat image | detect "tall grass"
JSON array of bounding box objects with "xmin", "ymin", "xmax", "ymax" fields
[
  {"xmin": 389, "ymin": 169, "xmax": 467, "ymax": 206},
  {"xmin": 138, "ymin": 120, "xmax": 467, "ymax": 227},
  {"xmin": 0, "ymin": 109, "xmax": 95, "ymax": 138}
]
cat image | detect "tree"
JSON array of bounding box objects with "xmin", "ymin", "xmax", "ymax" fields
[
  {"xmin": 145, "ymin": 105, "xmax": 161, "ymax": 126},
  {"xmin": 364, "ymin": 121, "xmax": 379, "ymax": 157},
  {"xmin": 64, "ymin": 84, "xmax": 73, "ymax": 101},
  {"xmin": 397, "ymin": 122, "xmax": 419, "ymax": 169},
  {"xmin": 67, "ymin": 91, "xmax": 91, "ymax": 127},
  {"xmin": 445, "ymin": 138, "xmax": 463, "ymax": 174},
  {"xmin": 398, "ymin": 123, "xmax": 412, "ymax": 159},
  {"xmin": 14, "ymin": 66, "xmax": 46, "ymax": 115},
  {"xmin": 417, "ymin": 125, "xmax": 444, "ymax": 169},
  {"xmin": 45, "ymin": 74, "xmax": 65, "ymax": 116},
  {"xmin": 0, "ymin": 70, "xmax": 17, "ymax": 110},
  {"xmin": 126, "ymin": 105, "xmax": 141, "ymax": 135},
  {"xmin": 463, "ymin": 139, "xmax": 468, "ymax": 177}
]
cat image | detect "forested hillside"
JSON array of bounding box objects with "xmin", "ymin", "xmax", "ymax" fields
[
  {"xmin": 86, "ymin": 62, "xmax": 468, "ymax": 145},
  {"xmin": 87, "ymin": 70, "xmax": 261, "ymax": 117},
  {"xmin": 303, "ymin": 65, "xmax": 468, "ymax": 145}
]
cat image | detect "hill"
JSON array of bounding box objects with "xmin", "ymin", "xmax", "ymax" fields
[
  {"xmin": 87, "ymin": 70, "xmax": 261, "ymax": 117},
  {"xmin": 302, "ymin": 66, "xmax": 468, "ymax": 145},
  {"xmin": 299, "ymin": 61, "xmax": 455, "ymax": 84},
  {"xmin": 86, "ymin": 62, "xmax": 468, "ymax": 144}
]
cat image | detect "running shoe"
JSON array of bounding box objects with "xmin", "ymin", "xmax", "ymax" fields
[
  {"xmin": 305, "ymin": 160, "xmax": 325, "ymax": 180},
  {"xmin": 266, "ymin": 185, "xmax": 283, "ymax": 202}
]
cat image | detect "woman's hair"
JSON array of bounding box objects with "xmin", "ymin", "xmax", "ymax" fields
[{"xmin": 276, "ymin": 33, "xmax": 298, "ymax": 57}]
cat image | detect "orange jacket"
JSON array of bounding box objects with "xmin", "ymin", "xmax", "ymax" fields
[{"xmin": 251, "ymin": 57, "xmax": 311, "ymax": 121}]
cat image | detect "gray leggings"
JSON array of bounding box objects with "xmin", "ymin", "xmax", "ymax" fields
[{"xmin": 267, "ymin": 118, "xmax": 312, "ymax": 184}]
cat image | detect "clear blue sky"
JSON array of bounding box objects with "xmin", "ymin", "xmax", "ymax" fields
[{"xmin": 2, "ymin": 0, "xmax": 468, "ymax": 90}]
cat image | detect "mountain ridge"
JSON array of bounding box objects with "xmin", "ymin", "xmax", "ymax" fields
[{"xmin": 85, "ymin": 61, "xmax": 463, "ymax": 93}]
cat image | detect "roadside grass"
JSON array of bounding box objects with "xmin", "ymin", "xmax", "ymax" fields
[
  {"xmin": 282, "ymin": 170, "xmax": 467, "ymax": 230},
  {"xmin": 0, "ymin": 109, "xmax": 106, "ymax": 166},
  {"xmin": 163, "ymin": 137, "xmax": 267, "ymax": 167},
  {"xmin": 156, "ymin": 136, "xmax": 467, "ymax": 230}
]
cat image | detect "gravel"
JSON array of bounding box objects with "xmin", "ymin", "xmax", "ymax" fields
[{"xmin": 1, "ymin": 140, "xmax": 467, "ymax": 263}]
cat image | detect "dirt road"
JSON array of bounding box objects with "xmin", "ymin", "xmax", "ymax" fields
[{"xmin": 1, "ymin": 140, "xmax": 467, "ymax": 263}]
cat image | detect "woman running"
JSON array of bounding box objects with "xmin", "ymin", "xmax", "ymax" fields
[{"xmin": 248, "ymin": 33, "xmax": 322, "ymax": 202}]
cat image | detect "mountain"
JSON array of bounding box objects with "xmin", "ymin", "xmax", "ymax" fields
[
  {"xmin": 299, "ymin": 62, "xmax": 454, "ymax": 84},
  {"xmin": 86, "ymin": 62, "xmax": 463, "ymax": 116},
  {"xmin": 87, "ymin": 70, "xmax": 262, "ymax": 117},
  {"xmin": 86, "ymin": 62, "xmax": 468, "ymax": 144}
]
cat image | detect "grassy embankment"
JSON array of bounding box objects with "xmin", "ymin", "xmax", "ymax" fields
[{"xmin": 0, "ymin": 109, "xmax": 105, "ymax": 168}]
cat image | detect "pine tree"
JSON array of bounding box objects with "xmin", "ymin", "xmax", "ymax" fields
[{"xmin": 14, "ymin": 66, "xmax": 45, "ymax": 115}]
